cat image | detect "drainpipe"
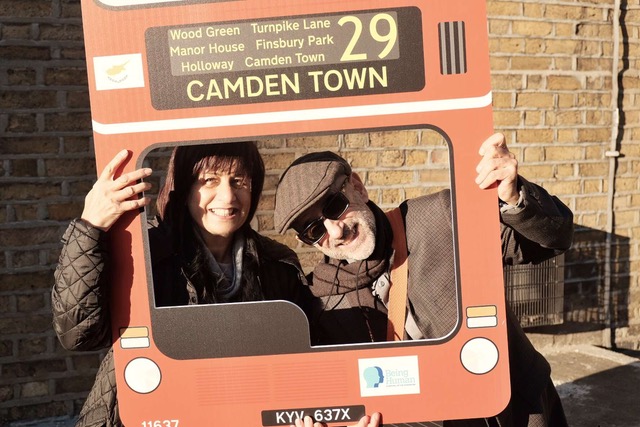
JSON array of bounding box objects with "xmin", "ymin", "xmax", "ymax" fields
[{"xmin": 602, "ymin": 0, "xmax": 621, "ymax": 349}]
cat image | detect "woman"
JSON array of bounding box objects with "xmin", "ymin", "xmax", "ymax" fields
[
  {"xmin": 52, "ymin": 142, "xmax": 381, "ymax": 427},
  {"xmin": 148, "ymin": 142, "xmax": 313, "ymax": 307}
]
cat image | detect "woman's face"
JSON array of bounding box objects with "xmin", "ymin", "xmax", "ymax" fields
[{"xmin": 187, "ymin": 161, "xmax": 252, "ymax": 243}]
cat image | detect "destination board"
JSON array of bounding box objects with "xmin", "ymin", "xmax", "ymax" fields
[{"xmin": 146, "ymin": 8, "xmax": 424, "ymax": 109}]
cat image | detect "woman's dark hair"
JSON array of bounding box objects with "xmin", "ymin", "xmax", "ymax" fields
[{"xmin": 156, "ymin": 141, "xmax": 265, "ymax": 233}]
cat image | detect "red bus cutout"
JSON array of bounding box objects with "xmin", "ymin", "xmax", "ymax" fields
[{"xmin": 80, "ymin": 0, "xmax": 510, "ymax": 424}]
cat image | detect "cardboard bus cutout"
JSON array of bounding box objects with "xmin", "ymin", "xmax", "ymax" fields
[{"xmin": 80, "ymin": 0, "xmax": 511, "ymax": 424}]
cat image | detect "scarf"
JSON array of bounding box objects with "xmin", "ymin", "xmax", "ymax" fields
[{"xmin": 181, "ymin": 220, "xmax": 264, "ymax": 304}]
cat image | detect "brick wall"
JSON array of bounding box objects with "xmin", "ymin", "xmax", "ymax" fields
[{"xmin": 1, "ymin": 0, "xmax": 638, "ymax": 423}]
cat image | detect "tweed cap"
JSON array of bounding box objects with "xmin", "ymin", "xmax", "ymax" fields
[{"xmin": 274, "ymin": 151, "xmax": 351, "ymax": 233}]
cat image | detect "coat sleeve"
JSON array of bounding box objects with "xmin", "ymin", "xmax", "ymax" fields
[
  {"xmin": 500, "ymin": 176, "xmax": 574, "ymax": 265},
  {"xmin": 52, "ymin": 219, "xmax": 112, "ymax": 351}
]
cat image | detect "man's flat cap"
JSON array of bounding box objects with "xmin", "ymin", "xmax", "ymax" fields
[{"xmin": 274, "ymin": 151, "xmax": 351, "ymax": 233}]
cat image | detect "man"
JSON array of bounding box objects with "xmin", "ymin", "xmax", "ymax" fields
[{"xmin": 273, "ymin": 133, "xmax": 572, "ymax": 426}]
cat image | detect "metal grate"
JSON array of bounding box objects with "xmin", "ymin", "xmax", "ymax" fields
[{"xmin": 504, "ymin": 254, "xmax": 565, "ymax": 328}]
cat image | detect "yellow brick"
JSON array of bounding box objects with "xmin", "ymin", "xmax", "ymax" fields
[
  {"xmin": 577, "ymin": 58, "xmax": 611, "ymax": 72},
  {"xmin": 406, "ymin": 150, "xmax": 428, "ymax": 166},
  {"xmin": 548, "ymin": 75, "xmax": 583, "ymax": 91},
  {"xmin": 523, "ymin": 3, "xmax": 544, "ymax": 18},
  {"xmin": 576, "ymin": 23, "xmax": 611, "ymax": 38},
  {"xmin": 488, "ymin": 20, "xmax": 510, "ymax": 34},
  {"xmin": 585, "ymin": 145, "xmax": 606, "ymax": 160},
  {"xmin": 555, "ymin": 58, "xmax": 574, "ymax": 70},
  {"xmin": 545, "ymin": 4, "xmax": 586, "ymax": 20},
  {"xmin": 584, "ymin": 110, "xmax": 610, "ymax": 126},
  {"xmin": 612, "ymin": 210, "xmax": 637, "ymax": 228},
  {"xmin": 522, "ymin": 146, "xmax": 545, "ymax": 162},
  {"xmin": 577, "ymin": 128, "xmax": 610, "ymax": 143},
  {"xmin": 259, "ymin": 194, "xmax": 275, "ymax": 210},
  {"xmin": 511, "ymin": 56, "xmax": 553, "ymax": 70},
  {"xmin": 542, "ymin": 180, "xmax": 582, "ymax": 195},
  {"xmin": 616, "ymin": 177, "xmax": 640, "ymax": 191},
  {"xmin": 420, "ymin": 130, "xmax": 447, "ymax": 146},
  {"xmin": 369, "ymin": 130, "xmax": 418, "ymax": 148},
  {"xmin": 347, "ymin": 151, "xmax": 376, "ymax": 168},
  {"xmin": 369, "ymin": 170, "xmax": 414, "ymax": 186},
  {"xmin": 492, "ymin": 92, "xmax": 514, "ymax": 108},
  {"xmin": 631, "ymin": 194, "xmax": 640, "ymax": 209},
  {"xmin": 545, "ymin": 146, "xmax": 584, "ymax": 161},
  {"xmin": 622, "ymin": 74, "xmax": 640, "ymax": 89},
  {"xmin": 544, "ymin": 39, "xmax": 580, "ymax": 55},
  {"xmin": 525, "ymin": 75, "xmax": 544, "ymax": 90},
  {"xmin": 623, "ymin": 144, "xmax": 640, "ymax": 159},
  {"xmin": 524, "ymin": 111, "xmax": 543, "ymax": 126},
  {"xmin": 344, "ymin": 133, "xmax": 368, "ymax": 148},
  {"xmin": 518, "ymin": 163, "xmax": 554, "ymax": 178},
  {"xmin": 557, "ymin": 93, "xmax": 577, "ymax": 109},
  {"xmin": 575, "ymin": 195, "xmax": 608, "ymax": 211},
  {"xmin": 491, "ymin": 74, "xmax": 524, "ymax": 90},
  {"xmin": 513, "ymin": 21, "xmax": 553, "ymax": 37},
  {"xmin": 590, "ymin": 75, "xmax": 609, "ymax": 91},
  {"xmin": 613, "ymin": 195, "xmax": 630, "ymax": 211},
  {"xmin": 366, "ymin": 187, "xmax": 381, "ymax": 204},
  {"xmin": 379, "ymin": 150, "xmax": 404, "ymax": 168},
  {"xmin": 583, "ymin": 179, "xmax": 604, "ymax": 194},
  {"xmin": 500, "ymin": 38, "xmax": 525, "ymax": 53},
  {"xmin": 555, "ymin": 23, "xmax": 575, "ymax": 37},
  {"xmin": 547, "ymin": 110, "xmax": 583, "ymax": 126},
  {"xmin": 487, "ymin": 1, "xmax": 522, "ymax": 16},
  {"xmin": 488, "ymin": 39, "xmax": 501, "ymax": 53},
  {"xmin": 494, "ymin": 110, "xmax": 522, "ymax": 126},
  {"xmin": 581, "ymin": 40, "xmax": 606, "ymax": 56},
  {"xmin": 381, "ymin": 188, "xmax": 404, "ymax": 205},
  {"xmin": 554, "ymin": 164, "xmax": 575, "ymax": 178},
  {"xmin": 489, "ymin": 56, "xmax": 510, "ymax": 71},
  {"xmin": 287, "ymin": 135, "xmax": 339, "ymax": 149},
  {"xmin": 262, "ymin": 152, "xmax": 298, "ymax": 170},
  {"xmin": 262, "ymin": 174, "xmax": 279, "ymax": 192},
  {"xmin": 524, "ymin": 39, "xmax": 544, "ymax": 55},
  {"xmin": 515, "ymin": 129, "xmax": 554, "ymax": 143},
  {"xmin": 515, "ymin": 93, "xmax": 555, "ymax": 108},
  {"xmin": 258, "ymin": 138, "xmax": 285, "ymax": 149},
  {"xmin": 256, "ymin": 213, "xmax": 273, "ymax": 232}
]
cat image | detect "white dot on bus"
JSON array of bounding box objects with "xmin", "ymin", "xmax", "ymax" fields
[
  {"xmin": 460, "ymin": 338, "xmax": 499, "ymax": 375},
  {"xmin": 124, "ymin": 357, "xmax": 162, "ymax": 394}
]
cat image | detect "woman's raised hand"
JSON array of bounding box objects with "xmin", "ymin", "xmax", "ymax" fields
[{"xmin": 81, "ymin": 149, "xmax": 152, "ymax": 231}]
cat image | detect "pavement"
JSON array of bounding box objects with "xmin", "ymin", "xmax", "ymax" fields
[
  {"xmin": 539, "ymin": 344, "xmax": 640, "ymax": 427},
  {"xmin": 10, "ymin": 344, "xmax": 640, "ymax": 427}
]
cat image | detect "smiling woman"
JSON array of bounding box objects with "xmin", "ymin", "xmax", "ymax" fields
[{"xmin": 147, "ymin": 141, "xmax": 312, "ymax": 307}]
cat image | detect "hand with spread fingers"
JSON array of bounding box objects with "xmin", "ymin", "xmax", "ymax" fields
[
  {"xmin": 81, "ymin": 149, "xmax": 153, "ymax": 231},
  {"xmin": 292, "ymin": 413, "xmax": 381, "ymax": 427},
  {"xmin": 475, "ymin": 132, "xmax": 520, "ymax": 206}
]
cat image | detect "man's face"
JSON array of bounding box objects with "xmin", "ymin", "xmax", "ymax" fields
[{"xmin": 294, "ymin": 177, "xmax": 377, "ymax": 261}]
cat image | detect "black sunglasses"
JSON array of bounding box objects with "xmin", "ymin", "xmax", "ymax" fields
[{"xmin": 297, "ymin": 191, "xmax": 350, "ymax": 245}]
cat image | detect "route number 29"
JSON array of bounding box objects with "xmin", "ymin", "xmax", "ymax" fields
[{"xmin": 339, "ymin": 13, "xmax": 398, "ymax": 61}]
